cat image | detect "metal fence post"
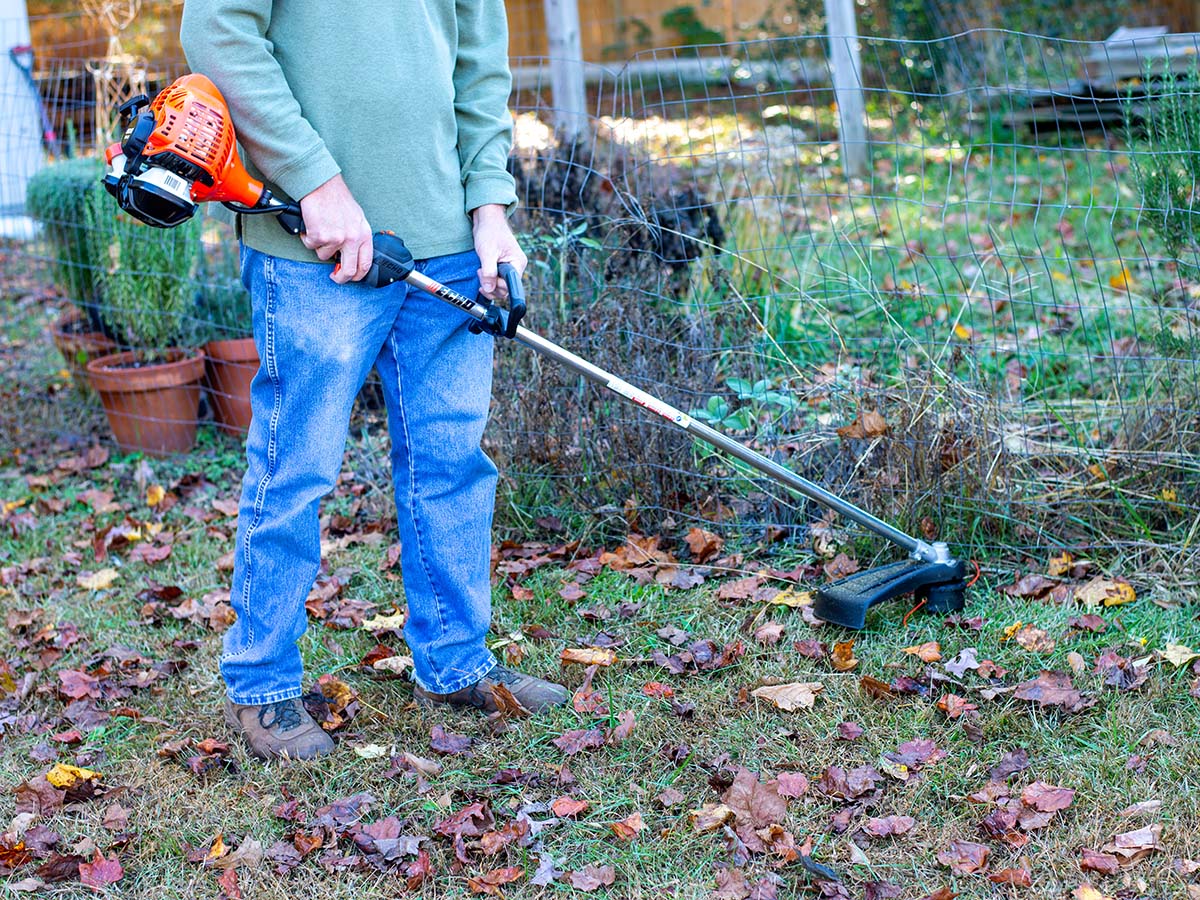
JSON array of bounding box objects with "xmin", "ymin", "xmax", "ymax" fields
[
  {"xmin": 824, "ymin": 0, "xmax": 868, "ymax": 178},
  {"xmin": 542, "ymin": 0, "xmax": 590, "ymax": 140}
]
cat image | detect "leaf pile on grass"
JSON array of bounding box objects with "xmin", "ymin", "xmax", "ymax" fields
[{"xmin": 0, "ymin": 294, "xmax": 1199, "ymax": 899}]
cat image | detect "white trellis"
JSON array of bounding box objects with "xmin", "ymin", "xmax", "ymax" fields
[{"xmin": 83, "ymin": 0, "xmax": 146, "ymax": 149}]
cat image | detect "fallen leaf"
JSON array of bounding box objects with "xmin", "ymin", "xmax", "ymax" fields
[
  {"xmin": 466, "ymin": 865, "xmax": 524, "ymax": 895},
  {"xmin": 77, "ymin": 850, "xmax": 123, "ymax": 888},
  {"xmin": 690, "ymin": 803, "xmax": 736, "ymax": 833},
  {"xmin": 609, "ymin": 812, "xmax": 645, "ymax": 841},
  {"xmin": 723, "ymin": 768, "xmax": 787, "ymax": 829},
  {"xmin": 936, "ymin": 693, "xmax": 978, "ymax": 719},
  {"xmin": 1021, "ymin": 781, "xmax": 1075, "ymax": 812},
  {"xmin": 1047, "ymin": 551, "xmax": 1074, "ymax": 576},
  {"xmin": 567, "ymin": 863, "xmax": 616, "ymax": 891},
  {"xmin": 552, "ymin": 728, "xmax": 605, "ymax": 756},
  {"xmin": 862, "ymin": 815, "xmax": 915, "ymax": 838},
  {"xmin": 1109, "ymin": 266, "xmax": 1133, "ymax": 292},
  {"xmin": 1013, "ymin": 671, "xmax": 1095, "ymax": 713},
  {"xmin": 551, "ymin": 796, "xmax": 589, "ymax": 817},
  {"xmin": 903, "ymin": 642, "xmax": 942, "ymax": 662},
  {"xmin": 830, "ymin": 640, "xmax": 858, "ymax": 672},
  {"xmin": 561, "ymin": 647, "xmax": 617, "ymax": 667},
  {"xmin": 216, "ymin": 867, "xmax": 241, "ymax": 900},
  {"xmin": 751, "ymin": 682, "xmax": 823, "ymax": 711},
  {"xmin": 775, "ymin": 772, "xmax": 808, "ymax": 798},
  {"xmin": 684, "ymin": 527, "xmax": 724, "ymax": 563},
  {"xmin": 1117, "ymin": 799, "xmax": 1162, "ymax": 817},
  {"xmin": 1101, "ymin": 824, "xmax": 1164, "ymax": 863},
  {"xmin": 944, "ymin": 648, "xmax": 980, "ymax": 678},
  {"xmin": 753, "ymin": 621, "xmax": 786, "ymax": 645},
  {"xmin": 361, "ymin": 611, "xmax": 406, "ymax": 633},
  {"xmin": 988, "ymin": 867, "xmax": 1031, "ymax": 887},
  {"xmin": 769, "ymin": 589, "xmax": 813, "ymax": 608},
  {"xmin": 837, "ymin": 721, "xmax": 864, "ymax": 741},
  {"xmin": 1160, "ymin": 644, "xmax": 1199, "ymax": 667},
  {"xmin": 76, "ymin": 569, "xmax": 120, "ymax": 591},
  {"xmin": 1079, "ymin": 849, "xmax": 1120, "ymax": 875},
  {"xmin": 1014, "ymin": 625, "xmax": 1055, "ymax": 653},
  {"xmin": 45, "ymin": 763, "xmax": 99, "ymax": 789},
  {"xmin": 837, "ymin": 409, "xmax": 890, "ymax": 440},
  {"xmin": 1075, "ymin": 577, "xmax": 1136, "ymax": 608},
  {"xmin": 937, "ymin": 839, "xmax": 989, "ymax": 874},
  {"xmin": 558, "ymin": 581, "xmax": 587, "ymax": 602},
  {"xmin": 713, "ymin": 867, "xmax": 751, "ymax": 900},
  {"xmin": 429, "ymin": 725, "xmax": 473, "ymax": 756},
  {"xmin": 145, "ymin": 484, "xmax": 166, "ymax": 507}
]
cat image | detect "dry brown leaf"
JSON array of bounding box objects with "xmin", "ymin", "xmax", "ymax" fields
[
  {"xmin": 837, "ymin": 409, "xmax": 890, "ymax": 440},
  {"xmin": 684, "ymin": 527, "xmax": 724, "ymax": 563},
  {"xmin": 608, "ymin": 812, "xmax": 645, "ymax": 841},
  {"xmin": 567, "ymin": 864, "xmax": 616, "ymax": 891},
  {"xmin": 76, "ymin": 569, "xmax": 120, "ymax": 591},
  {"xmin": 1075, "ymin": 577, "xmax": 1136, "ymax": 608},
  {"xmin": 751, "ymin": 682, "xmax": 823, "ymax": 712},
  {"xmin": 551, "ymin": 796, "xmax": 589, "ymax": 818},
  {"xmin": 560, "ymin": 647, "xmax": 617, "ymax": 667},
  {"xmin": 937, "ymin": 839, "xmax": 989, "ymax": 874},
  {"xmin": 903, "ymin": 641, "xmax": 942, "ymax": 662},
  {"xmin": 1014, "ymin": 625, "xmax": 1055, "ymax": 653},
  {"xmin": 830, "ymin": 640, "xmax": 858, "ymax": 672},
  {"xmin": 689, "ymin": 803, "xmax": 735, "ymax": 833}
]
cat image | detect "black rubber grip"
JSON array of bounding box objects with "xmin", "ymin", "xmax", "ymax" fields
[{"xmin": 497, "ymin": 263, "xmax": 525, "ymax": 337}]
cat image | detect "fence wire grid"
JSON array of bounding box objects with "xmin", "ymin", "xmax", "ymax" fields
[{"xmin": 5, "ymin": 26, "xmax": 1200, "ymax": 569}]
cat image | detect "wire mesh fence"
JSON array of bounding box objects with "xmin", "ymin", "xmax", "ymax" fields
[{"xmin": 5, "ymin": 25, "xmax": 1200, "ymax": 566}]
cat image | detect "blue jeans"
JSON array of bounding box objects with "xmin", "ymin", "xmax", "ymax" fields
[{"xmin": 221, "ymin": 246, "xmax": 499, "ymax": 704}]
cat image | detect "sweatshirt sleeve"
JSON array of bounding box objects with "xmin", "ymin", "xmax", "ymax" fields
[
  {"xmin": 452, "ymin": 0, "xmax": 519, "ymax": 215},
  {"xmin": 179, "ymin": 0, "xmax": 340, "ymax": 201}
]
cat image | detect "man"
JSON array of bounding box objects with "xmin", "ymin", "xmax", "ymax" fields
[{"xmin": 180, "ymin": 0, "xmax": 568, "ymax": 761}]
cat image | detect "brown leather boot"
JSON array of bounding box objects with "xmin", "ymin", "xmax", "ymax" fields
[
  {"xmin": 412, "ymin": 665, "xmax": 569, "ymax": 714},
  {"xmin": 223, "ymin": 697, "xmax": 335, "ymax": 760}
]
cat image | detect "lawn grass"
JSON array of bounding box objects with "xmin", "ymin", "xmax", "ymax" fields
[{"xmin": 1, "ymin": 291, "xmax": 1198, "ymax": 899}]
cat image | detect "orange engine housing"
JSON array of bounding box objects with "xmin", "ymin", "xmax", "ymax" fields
[{"xmin": 142, "ymin": 73, "xmax": 264, "ymax": 207}]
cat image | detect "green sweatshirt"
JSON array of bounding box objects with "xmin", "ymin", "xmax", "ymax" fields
[{"xmin": 179, "ymin": 0, "xmax": 518, "ymax": 261}]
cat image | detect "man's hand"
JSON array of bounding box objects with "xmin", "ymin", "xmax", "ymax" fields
[
  {"xmin": 472, "ymin": 204, "xmax": 527, "ymax": 300},
  {"xmin": 299, "ymin": 174, "xmax": 374, "ymax": 284}
]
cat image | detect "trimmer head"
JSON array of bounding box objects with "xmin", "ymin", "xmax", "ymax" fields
[{"xmin": 812, "ymin": 553, "xmax": 967, "ymax": 629}]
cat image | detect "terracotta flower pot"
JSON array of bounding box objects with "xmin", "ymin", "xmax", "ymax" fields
[
  {"xmin": 204, "ymin": 337, "xmax": 259, "ymax": 436},
  {"xmin": 86, "ymin": 349, "xmax": 206, "ymax": 456},
  {"xmin": 50, "ymin": 307, "xmax": 117, "ymax": 393}
]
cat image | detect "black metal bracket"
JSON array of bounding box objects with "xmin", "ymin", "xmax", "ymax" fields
[{"xmin": 813, "ymin": 558, "xmax": 967, "ymax": 629}]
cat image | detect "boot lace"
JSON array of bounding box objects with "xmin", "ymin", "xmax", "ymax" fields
[{"xmin": 258, "ymin": 699, "xmax": 303, "ymax": 732}]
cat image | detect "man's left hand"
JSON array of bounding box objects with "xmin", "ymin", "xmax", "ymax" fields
[{"xmin": 472, "ymin": 204, "xmax": 527, "ymax": 300}]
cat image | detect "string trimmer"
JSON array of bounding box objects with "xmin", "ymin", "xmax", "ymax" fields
[{"xmin": 101, "ymin": 74, "xmax": 968, "ymax": 629}]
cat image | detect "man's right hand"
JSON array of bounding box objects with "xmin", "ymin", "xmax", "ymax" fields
[{"xmin": 299, "ymin": 174, "xmax": 373, "ymax": 284}]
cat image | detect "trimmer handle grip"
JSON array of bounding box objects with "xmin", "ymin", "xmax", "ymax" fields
[
  {"xmin": 363, "ymin": 231, "xmax": 416, "ymax": 287},
  {"xmin": 275, "ymin": 204, "xmax": 304, "ymax": 236},
  {"xmin": 497, "ymin": 263, "xmax": 526, "ymax": 338}
]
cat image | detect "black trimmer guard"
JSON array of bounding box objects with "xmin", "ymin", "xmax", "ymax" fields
[{"xmin": 813, "ymin": 558, "xmax": 967, "ymax": 629}]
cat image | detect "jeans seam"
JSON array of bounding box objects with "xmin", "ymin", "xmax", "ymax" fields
[
  {"xmin": 388, "ymin": 328, "xmax": 450, "ymax": 645},
  {"xmin": 224, "ymin": 255, "xmax": 283, "ymax": 665},
  {"xmin": 417, "ymin": 656, "xmax": 497, "ymax": 695},
  {"xmin": 226, "ymin": 685, "xmax": 302, "ymax": 706}
]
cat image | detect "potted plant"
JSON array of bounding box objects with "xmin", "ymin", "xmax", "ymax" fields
[
  {"xmin": 82, "ymin": 186, "xmax": 205, "ymax": 456},
  {"xmin": 25, "ymin": 157, "xmax": 116, "ymax": 390},
  {"xmin": 196, "ymin": 232, "xmax": 258, "ymax": 435}
]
